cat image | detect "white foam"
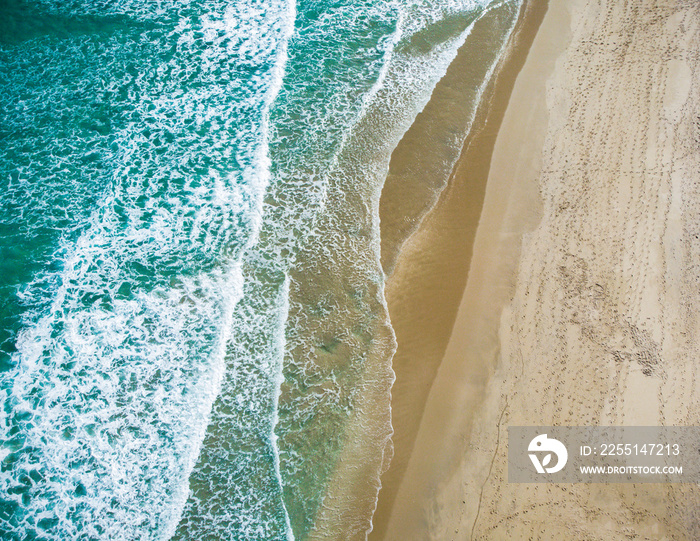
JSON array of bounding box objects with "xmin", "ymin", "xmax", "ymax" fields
[{"xmin": 0, "ymin": 0, "xmax": 295, "ymax": 539}]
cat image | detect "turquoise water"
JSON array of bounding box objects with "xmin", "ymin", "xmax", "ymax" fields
[{"xmin": 0, "ymin": 0, "xmax": 518, "ymax": 539}]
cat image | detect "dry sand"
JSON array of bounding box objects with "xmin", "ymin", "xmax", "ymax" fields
[{"xmin": 376, "ymin": 0, "xmax": 700, "ymax": 539}]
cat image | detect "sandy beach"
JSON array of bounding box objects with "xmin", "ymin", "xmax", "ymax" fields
[{"xmin": 374, "ymin": 0, "xmax": 700, "ymax": 538}]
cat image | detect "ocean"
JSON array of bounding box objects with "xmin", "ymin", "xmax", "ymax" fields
[{"xmin": 0, "ymin": 0, "xmax": 520, "ymax": 539}]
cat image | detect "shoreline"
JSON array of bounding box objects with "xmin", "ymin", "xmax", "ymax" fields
[
  {"xmin": 301, "ymin": 4, "xmax": 527, "ymax": 540},
  {"xmin": 379, "ymin": 0, "xmax": 700, "ymax": 538},
  {"xmin": 372, "ymin": 0, "xmax": 549, "ymax": 538}
]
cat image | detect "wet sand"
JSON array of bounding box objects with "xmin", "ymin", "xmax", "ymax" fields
[
  {"xmin": 372, "ymin": 0, "xmax": 548, "ymax": 537},
  {"xmin": 376, "ymin": 0, "xmax": 700, "ymax": 538}
]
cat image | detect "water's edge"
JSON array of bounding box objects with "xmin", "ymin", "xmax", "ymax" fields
[{"xmin": 372, "ymin": 0, "xmax": 546, "ymax": 537}]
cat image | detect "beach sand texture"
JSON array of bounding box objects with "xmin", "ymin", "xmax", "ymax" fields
[{"xmin": 377, "ymin": 0, "xmax": 700, "ymax": 538}]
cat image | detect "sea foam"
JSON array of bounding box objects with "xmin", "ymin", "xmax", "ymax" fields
[{"xmin": 1, "ymin": 0, "xmax": 291, "ymax": 539}]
